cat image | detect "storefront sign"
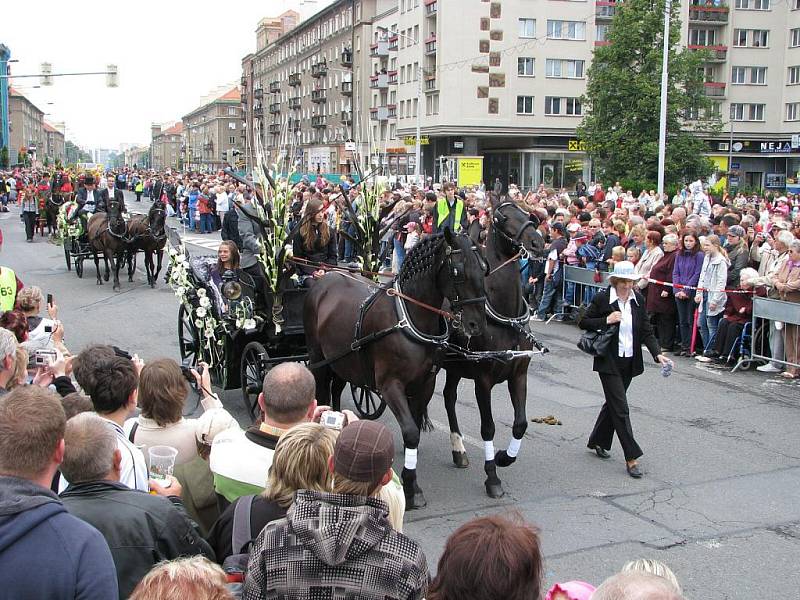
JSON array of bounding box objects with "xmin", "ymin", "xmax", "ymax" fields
[
  {"xmin": 567, "ymin": 140, "xmax": 586, "ymax": 151},
  {"xmin": 403, "ymin": 135, "xmax": 430, "ymax": 146},
  {"xmin": 457, "ymin": 157, "xmax": 483, "ymax": 187},
  {"xmin": 344, "ymin": 141, "xmax": 356, "ymax": 151},
  {"xmin": 708, "ymin": 139, "xmax": 800, "ymax": 154}
]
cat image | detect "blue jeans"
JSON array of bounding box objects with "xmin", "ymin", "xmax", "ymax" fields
[
  {"xmin": 699, "ymin": 292, "xmax": 722, "ymax": 353},
  {"xmin": 537, "ymin": 277, "xmax": 563, "ymax": 318},
  {"xmin": 393, "ymin": 238, "xmax": 406, "ymax": 270},
  {"xmin": 188, "ymin": 205, "xmax": 197, "ymax": 230},
  {"xmin": 675, "ymin": 296, "xmax": 696, "ymax": 351},
  {"xmin": 343, "ymin": 222, "xmax": 356, "ymax": 262},
  {"xmin": 200, "ymin": 213, "xmax": 213, "ymax": 233}
]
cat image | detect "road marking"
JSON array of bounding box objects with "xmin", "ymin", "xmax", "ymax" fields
[{"xmin": 180, "ymin": 233, "xmax": 221, "ymax": 252}]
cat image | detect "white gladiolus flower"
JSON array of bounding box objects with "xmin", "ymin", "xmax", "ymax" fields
[
  {"xmin": 199, "ymin": 297, "xmax": 211, "ymax": 308},
  {"xmin": 195, "ymin": 307, "xmax": 207, "ymax": 318},
  {"xmin": 195, "ymin": 320, "xmax": 204, "ymax": 328},
  {"xmin": 197, "ymin": 288, "xmax": 206, "ymax": 297},
  {"xmin": 244, "ymin": 318, "xmax": 256, "ymax": 330}
]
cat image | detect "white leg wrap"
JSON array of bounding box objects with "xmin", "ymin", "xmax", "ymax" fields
[
  {"xmin": 450, "ymin": 432, "xmax": 466, "ymax": 454},
  {"xmin": 507, "ymin": 437, "xmax": 523, "ymax": 458},
  {"xmin": 404, "ymin": 448, "xmax": 418, "ymax": 470},
  {"xmin": 484, "ymin": 440, "xmax": 495, "ymax": 462}
]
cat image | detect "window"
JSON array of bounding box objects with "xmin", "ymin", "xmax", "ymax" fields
[
  {"xmin": 517, "ymin": 95, "xmax": 534, "ymax": 114},
  {"xmin": 732, "ymin": 66, "xmax": 767, "ymax": 84},
  {"xmin": 795, "ymin": 0, "xmax": 800, "ymax": 9},
  {"xmin": 545, "ymin": 96, "xmax": 582, "ymax": 115},
  {"xmin": 229, "ymin": 136, "xmax": 236, "ymax": 144},
  {"xmin": 787, "ymin": 102, "xmax": 800, "ymax": 121},
  {"xmin": 730, "ymin": 103, "xmax": 744, "ymax": 120},
  {"xmin": 546, "ymin": 59, "xmax": 585, "ymax": 78},
  {"xmin": 734, "ymin": 29, "xmax": 769, "ymax": 47},
  {"xmin": 749, "ymin": 103, "xmax": 765, "ymax": 120},
  {"xmin": 518, "ymin": 57, "xmax": 535, "ymax": 76},
  {"xmin": 228, "ymin": 107, "xmax": 238, "ymax": 116},
  {"xmin": 792, "ymin": 28, "xmax": 800, "ymax": 47},
  {"xmin": 735, "ymin": 0, "xmax": 769, "ymax": 9},
  {"xmin": 547, "ymin": 20, "xmax": 586, "ymax": 40},
  {"xmin": 689, "ymin": 29, "xmax": 716, "ymax": 46},
  {"xmin": 753, "ymin": 30, "xmax": 768, "ymax": 46},
  {"xmin": 730, "ymin": 103, "xmax": 765, "ymax": 121},
  {"xmin": 519, "ymin": 18, "xmax": 536, "ymax": 38},
  {"xmin": 789, "ymin": 65, "xmax": 800, "ymax": 84},
  {"xmin": 596, "ymin": 24, "xmax": 609, "ymax": 42},
  {"xmin": 733, "ymin": 29, "xmax": 748, "ymax": 47}
]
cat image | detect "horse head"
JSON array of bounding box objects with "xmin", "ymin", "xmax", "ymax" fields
[
  {"xmin": 440, "ymin": 228, "xmax": 488, "ymax": 337},
  {"xmin": 489, "ymin": 195, "xmax": 545, "ymax": 259},
  {"xmin": 107, "ymin": 196, "xmax": 126, "ymax": 235},
  {"xmin": 148, "ymin": 200, "xmax": 167, "ymax": 238}
]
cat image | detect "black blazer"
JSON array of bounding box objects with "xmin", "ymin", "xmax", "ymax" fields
[
  {"xmin": 579, "ymin": 287, "xmax": 661, "ymax": 376},
  {"xmin": 98, "ymin": 188, "xmax": 126, "ymax": 213}
]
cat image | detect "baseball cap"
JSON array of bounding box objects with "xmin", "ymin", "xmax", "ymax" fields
[
  {"xmin": 333, "ymin": 420, "xmax": 395, "ymax": 489},
  {"xmin": 727, "ymin": 225, "xmax": 745, "ymax": 238},
  {"xmin": 195, "ymin": 408, "xmax": 238, "ymax": 445},
  {"xmin": 551, "ymin": 222, "xmax": 566, "ymax": 234}
]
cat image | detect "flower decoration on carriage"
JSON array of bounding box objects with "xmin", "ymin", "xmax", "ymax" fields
[
  {"xmin": 353, "ymin": 177, "xmax": 386, "ymax": 275},
  {"xmin": 57, "ymin": 201, "xmax": 83, "ymax": 240},
  {"xmin": 166, "ymin": 240, "xmax": 223, "ymax": 365}
]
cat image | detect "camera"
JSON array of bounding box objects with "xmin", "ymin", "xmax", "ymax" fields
[
  {"xmin": 34, "ymin": 349, "xmax": 58, "ymax": 367},
  {"xmin": 180, "ymin": 358, "xmax": 203, "ymax": 386},
  {"xmin": 320, "ymin": 410, "xmax": 346, "ymax": 431}
]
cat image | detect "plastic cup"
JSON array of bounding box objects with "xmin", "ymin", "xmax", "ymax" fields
[{"xmin": 148, "ymin": 445, "xmax": 178, "ymax": 487}]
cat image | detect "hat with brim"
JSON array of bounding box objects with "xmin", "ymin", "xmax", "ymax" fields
[{"xmin": 609, "ymin": 261, "xmax": 641, "ymax": 280}]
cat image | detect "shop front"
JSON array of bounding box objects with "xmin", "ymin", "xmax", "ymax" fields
[{"xmin": 706, "ymin": 138, "xmax": 800, "ymax": 192}]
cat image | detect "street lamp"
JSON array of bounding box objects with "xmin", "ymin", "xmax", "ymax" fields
[{"xmin": 378, "ymin": 26, "xmax": 423, "ymax": 185}]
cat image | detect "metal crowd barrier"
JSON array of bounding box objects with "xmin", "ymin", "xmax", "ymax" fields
[
  {"xmin": 738, "ymin": 296, "xmax": 800, "ymax": 373},
  {"xmin": 550, "ymin": 265, "xmax": 611, "ymax": 322}
]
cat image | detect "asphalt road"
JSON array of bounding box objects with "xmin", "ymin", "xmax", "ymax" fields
[{"xmin": 2, "ymin": 192, "xmax": 799, "ymax": 598}]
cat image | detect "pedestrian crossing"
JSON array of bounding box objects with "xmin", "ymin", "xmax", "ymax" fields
[{"xmin": 178, "ymin": 232, "xmax": 221, "ymax": 252}]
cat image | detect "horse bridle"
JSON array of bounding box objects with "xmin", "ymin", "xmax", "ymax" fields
[
  {"xmin": 147, "ymin": 202, "xmax": 167, "ymax": 241},
  {"xmin": 492, "ymin": 202, "xmax": 540, "ymax": 259},
  {"xmin": 443, "ymin": 240, "xmax": 487, "ymax": 328},
  {"xmin": 106, "ymin": 199, "xmax": 127, "ymax": 239}
]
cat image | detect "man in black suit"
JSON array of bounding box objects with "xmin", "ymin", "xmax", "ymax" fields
[
  {"xmin": 150, "ymin": 176, "xmax": 164, "ymax": 204},
  {"xmin": 578, "ymin": 261, "xmax": 671, "ymax": 478},
  {"xmin": 97, "ymin": 174, "xmax": 127, "ymax": 214}
]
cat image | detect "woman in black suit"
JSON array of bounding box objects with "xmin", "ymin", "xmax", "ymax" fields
[{"xmin": 579, "ymin": 261, "xmax": 672, "ymax": 478}]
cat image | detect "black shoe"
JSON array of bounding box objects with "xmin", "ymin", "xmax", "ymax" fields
[
  {"xmin": 626, "ymin": 463, "xmax": 643, "ymax": 478},
  {"xmin": 588, "ymin": 444, "xmax": 611, "ymax": 459}
]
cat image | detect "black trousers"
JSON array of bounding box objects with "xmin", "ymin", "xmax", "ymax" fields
[
  {"xmin": 714, "ymin": 319, "xmax": 744, "ymax": 359},
  {"xmin": 652, "ymin": 311, "xmax": 677, "ymax": 350},
  {"xmin": 588, "ymin": 357, "xmax": 643, "ymax": 461},
  {"xmin": 22, "ymin": 211, "xmax": 37, "ymax": 240}
]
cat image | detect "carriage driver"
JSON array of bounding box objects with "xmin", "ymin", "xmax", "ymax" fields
[{"xmin": 69, "ymin": 175, "xmax": 127, "ymax": 227}]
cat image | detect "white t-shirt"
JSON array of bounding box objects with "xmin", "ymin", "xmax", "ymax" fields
[{"xmin": 215, "ymin": 191, "xmax": 229, "ymax": 213}]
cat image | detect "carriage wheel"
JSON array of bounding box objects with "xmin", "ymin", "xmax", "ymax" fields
[
  {"xmin": 349, "ymin": 384, "xmax": 386, "ymax": 420},
  {"xmin": 64, "ymin": 238, "xmax": 72, "ymax": 271},
  {"xmin": 75, "ymin": 257, "xmax": 84, "ymax": 279},
  {"xmin": 240, "ymin": 341, "xmax": 268, "ymax": 421},
  {"xmin": 178, "ymin": 304, "xmax": 199, "ymax": 365}
]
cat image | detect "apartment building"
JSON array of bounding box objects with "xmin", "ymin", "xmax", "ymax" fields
[
  {"xmin": 125, "ymin": 145, "xmax": 150, "ymax": 169},
  {"xmin": 42, "ymin": 122, "xmax": 65, "ymax": 165},
  {"xmin": 242, "ymin": 1, "xmax": 389, "ymax": 175},
  {"xmin": 182, "ymin": 87, "xmax": 243, "ymax": 172},
  {"xmin": 8, "ymin": 87, "xmax": 44, "ymax": 162},
  {"xmin": 150, "ymin": 122, "xmax": 183, "ymax": 171}
]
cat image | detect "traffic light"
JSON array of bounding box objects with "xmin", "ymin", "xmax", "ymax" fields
[
  {"xmin": 40, "ymin": 63, "xmax": 52, "ymax": 86},
  {"xmin": 106, "ymin": 64, "xmax": 118, "ymax": 88}
]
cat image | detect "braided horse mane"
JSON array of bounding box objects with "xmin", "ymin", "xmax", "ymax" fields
[{"xmin": 397, "ymin": 232, "xmax": 446, "ymax": 287}]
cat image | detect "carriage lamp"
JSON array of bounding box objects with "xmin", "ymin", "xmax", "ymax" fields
[{"xmin": 221, "ymin": 270, "xmax": 243, "ymax": 300}]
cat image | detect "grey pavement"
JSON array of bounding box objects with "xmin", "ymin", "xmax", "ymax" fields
[{"xmin": 2, "ymin": 199, "xmax": 799, "ymax": 598}]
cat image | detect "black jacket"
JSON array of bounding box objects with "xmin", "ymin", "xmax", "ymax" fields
[
  {"xmin": 60, "ymin": 480, "xmax": 215, "ymax": 599},
  {"xmin": 292, "ymin": 226, "xmax": 338, "ymax": 275},
  {"xmin": 97, "ymin": 188, "xmax": 126, "ymax": 214},
  {"xmin": 151, "ymin": 180, "xmax": 164, "ymax": 202},
  {"xmin": 578, "ymin": 287, "xmax": 661, "ymax": 377}
]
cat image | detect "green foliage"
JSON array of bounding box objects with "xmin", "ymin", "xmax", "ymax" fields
[
  {"xmin": 0, "ymin": 147, "xmax": 8, "ymax": 169},
  {"xmin": 577, "ymin": 0, "xmax": 721, "ymax": 188}
]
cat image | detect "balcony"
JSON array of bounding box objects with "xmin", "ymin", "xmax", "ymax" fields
[
  {"xmin": 253, "ymin": 104, "xmax": 263, "ymax": 117},
  {"xmin": 311, "ymin": 115, "xmax": 327, "ymax": 128},
  {"xmin": 342, "ymin": 81, "xmax": 353, "ymax": 96},
  {"xmin": 425, "ymin": 0, "xmax": 438, "ymax": 16},
  {"xmin": 289, "ymin": 72, "xmax": 301, "ymax": 86},
  {"xmin": 424, "ymin": 75, "xmax": 438, "ymax": 92},
  {"xmin": 240, "ymin": 75, "xmax": 247, "ymax": 88},
  {"xmin": 269, "ymin": 102, "xmax": 281, "ymax": 114},
  {"xmin": 388, "ymin": 70, "xmax": 398, "ymax": 85},
  {"xmin": 425, "ymin": 34, "xmax": 437, "ymax": 55},
  {"xmin": 269, "ymin": 123, "xmax": 281, "ymax": 134},
  {"xmin": 388, "ymin": 34, "xmax": 399, "ymax": 51},
  {"xmin": 689, "ymin": 3, "xmax": 728, "ymax": 25},
  {"xmin": 289, "ymin": 97, "xmax": 301, "ymax": 110},
  {"xmin": 269, "ymin": 80, "xmax": 280, "ymax": 93},
  {"xmin": 370, "ymin": 39, "xmax": 389, "ymax": 57},
  {"xmin": 595, "ymin": 1, "xmax": 619, "ymax": 21},
  {"xmin": 311, "ymin": 88, "xmax": 327, "ymax": 103},
  {"xmin": 311, "ymin": 60, "xmax": 328, "ymax": 78},
  {"xmin": 387, "ymin": 103, "xmax": 397, "ymax": 118},
  {"xmin": 290, "ymin": 119, "xmax": 302, "ymax": 133},
  {"xmin": 341, "ymin": 49, "xmax": 353, "ymax": 67},
  {"xmin": 341, "ymin": 110, "xmax": 353, "ymax": 125},
  {"xmin": 370, "ymin": 73, "xmax": 389, "ymax": 89},
  {"xmin": 253, "ymin": 87, "xmax": 264, "ymax": 100},
  {"xmin": 370, "ymin": 106, "xmax": 390, "ymax": 121},
  {"xmin": 703, "ymin": 81, "xmax": 727, "ymax": 97},
  {"xmin": 688, "ymin": 44, "xmax": 727, "ymax": 61}
]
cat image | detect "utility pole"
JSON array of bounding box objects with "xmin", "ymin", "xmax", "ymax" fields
[{"xmin": 656, "ymin": 0, "xmax": 671, "ymax": 200}]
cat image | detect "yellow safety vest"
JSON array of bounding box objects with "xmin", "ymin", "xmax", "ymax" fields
[
  {"xmin": 0, "ymin": 268, "xmax": 17, "ymax": 312},
  {"xmin": 436, "ymin": 197, "xmax": 464, "ymax": 232}
]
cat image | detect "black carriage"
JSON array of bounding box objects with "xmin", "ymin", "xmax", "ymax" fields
[
  {"xmin": 59, "ymin": 198, "xmax": 93, "ymax": 279},
  {"xmin": 173, "ymin": 233, "xmax": 384, "ymax": 421}
]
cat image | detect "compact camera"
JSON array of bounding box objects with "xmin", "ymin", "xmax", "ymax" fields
[
  {"xmin": 34, "ymin": 349, "xmax": 58, "ymax": 367},
  {"xmin": 320, "ymin": 410, "xmax": 346, "ymax": 431}
]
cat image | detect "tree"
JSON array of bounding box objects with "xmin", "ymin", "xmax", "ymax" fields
[
  {"xmin": 0, "ymin": 146, "xmax": 8, "ymax": 169},
  {"xmin": 577, "ymin": 0, "xmax": 721, "ymax": 188}
]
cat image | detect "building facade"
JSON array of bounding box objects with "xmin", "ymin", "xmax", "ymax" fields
[
  {"xmin": 42, "ymin": 122, "xmax": 65, "ymax": 165},
  {"xmin": 150, "ymin": 122, "xmax": 184, "ymax": 171},
  {"xmin": 182, "ymin": 87, "xmax": 243, "ymax": 172},
  {"xmin": 8, "ymin": 87, "xmax": 44, "ymax": 163},
  {"xmin": 125, "ymin": 145, "xmax": 150, "ymax": 169}
]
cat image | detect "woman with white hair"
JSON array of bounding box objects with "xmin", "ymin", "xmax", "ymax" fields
[
  {"xmin": 579, "ymin": 261, "xmax": 672, "ymax": 478},
  {"xmin": 711, "ymin": 267, "xmax": 764, "ymax": 365}
]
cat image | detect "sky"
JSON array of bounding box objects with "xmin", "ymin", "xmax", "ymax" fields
[{"xmin": 3, "ymin": 0, "xmax": 336, "ymax": 151}]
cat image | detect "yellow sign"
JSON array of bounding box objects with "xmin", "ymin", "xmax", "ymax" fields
[
  {"xmin": 457, "ymin": 157, "xmax": 484, "ymax": 187},
  {"xmin": 567, "ymin": 140, "xmax": 586, "ymax": 152},
  {"xmin": 403, "ymin": 135, "xmax": 430, "ymax": 146}
]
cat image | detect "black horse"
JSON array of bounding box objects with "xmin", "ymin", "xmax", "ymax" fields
[
  {"xmin": 305, "ymin": 229, "xmax": 488, "ymax": 508},
  {"xmin": 87, "ymin": 196, "xmax": 129, "ymax": 291},
  {"xmin": 442, "ymin": 197, "xmax": 546, "ymax": 498},
  {"xmin": 127, "ymin": 200, "xmax": 167, "ymax": 287},
  {"xmin": 45, "ymin": 191, "xmax": 67, "ymax": 236}
]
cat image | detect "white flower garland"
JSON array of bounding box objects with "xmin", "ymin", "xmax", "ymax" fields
[
  {"xmin": 57, "ymin": 201, "xmax": 83, "ymax": 241},
  {"xmin": 167, "ymin": 244, "xmax": 224, "ymax": 365}
]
